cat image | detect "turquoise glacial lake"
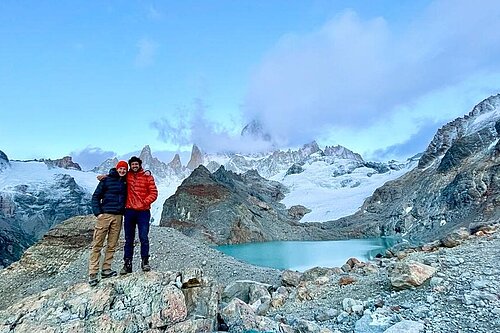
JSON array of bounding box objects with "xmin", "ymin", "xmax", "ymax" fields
[{"xmin": 216, "ymin": 238, "xmax": 395, "ymax": 272}]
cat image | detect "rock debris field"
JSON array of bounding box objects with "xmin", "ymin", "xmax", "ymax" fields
[{"xmin": 0, "ymin": 216, "xmax": 498, "ymax": 333}]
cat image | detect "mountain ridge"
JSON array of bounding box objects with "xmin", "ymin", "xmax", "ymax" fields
[{"xmin": 327, "ymin": 94, "xmax": 500, "ymax": 243}]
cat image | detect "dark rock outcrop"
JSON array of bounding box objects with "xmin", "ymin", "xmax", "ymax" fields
[
  {"xmin": 0, "ymin": 150, "xmax": 9, "ymax": 172},
  {"xmin": 0, "ymin": 219, "xmax": 34, "ymax": 268},
  {"xmin": 285, "ymin": 163, "xmax": 304, "ymax": 176},
  {"xmin": 160, "ymin": 165, "xmax": 335, "ymax": 244},
  {"xmin": 42, "ymin": 156, "xmax": 82, "ymax": 170}
]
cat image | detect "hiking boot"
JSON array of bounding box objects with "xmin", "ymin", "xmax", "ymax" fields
[
  {"xmin": 88, "ymin": 273, "xmax": 99, "ymax": 287},
  {"xmin": 101, "ymin": 269, "xmax": 117, "ymax": 279},
  {"xmin": 120, "ymin": 259, "xmax": 132, "ymax": 275},
  {"xmin": 141, "ymin": 257, "xmax": 151, "ymax": 272}
]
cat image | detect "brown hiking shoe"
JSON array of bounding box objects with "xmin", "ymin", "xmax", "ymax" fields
[
  {"xmin": 88, "ymin": 273, "xmax": 99, "ymax": 287},
  {"xmin": 101, "ymin": 269, "xmax": 117, "ymax": 278}
]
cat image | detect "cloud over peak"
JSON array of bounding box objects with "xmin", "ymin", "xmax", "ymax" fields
[{"xmin": 242, "ymin": 1, "xmax": 500, "ymax": 150}]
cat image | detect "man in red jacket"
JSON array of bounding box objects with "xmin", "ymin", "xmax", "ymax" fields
[{"xmin": 120, "ymin": 156, "xmax": 158, "ymax": 274}]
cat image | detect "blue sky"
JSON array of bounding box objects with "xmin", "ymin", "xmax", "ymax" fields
[{"xmin": 1, "ymin": 0, "xmax": 499, "ymax": 170}]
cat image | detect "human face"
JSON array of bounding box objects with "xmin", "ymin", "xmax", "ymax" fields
[
  {"xmin": 117, "ymin": 167, "xmax": 127, "ymax": 177},
  {"xmin": 130, "ymin": 161, "xmax": 141, "ymax": 172}
]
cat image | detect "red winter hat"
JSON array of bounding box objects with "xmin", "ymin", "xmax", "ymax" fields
[{"xmin": 116, "ymin": 160, "xmax": 128, "ymax": 170}]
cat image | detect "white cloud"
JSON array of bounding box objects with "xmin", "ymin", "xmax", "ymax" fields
[
  {"xmin": 147, "ymin": 4, "xmax": 163, "ymax": 20},
  {"xmin": 135, "ymin": 38, "xmax": 159, "ymax": 67},
  {"xmin": 70, "ymin": 147, "xmax": 116, "ymax": 171},
  {"xmin": 242, "ymin": 0, "xmax": 500, "ymax": 155},
  {"xmin": 151, "ymin": 98, "xmax": 274, "ymax": 154}
]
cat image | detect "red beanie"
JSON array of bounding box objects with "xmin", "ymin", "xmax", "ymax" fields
[{"xmin": 116, "ymin": 160, "xmax": 128, "ymax": 170}]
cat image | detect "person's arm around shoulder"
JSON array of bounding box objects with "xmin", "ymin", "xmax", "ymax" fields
[{"xmin": 96, "ymin": 174, "xmax": 107, "ymax": 181}]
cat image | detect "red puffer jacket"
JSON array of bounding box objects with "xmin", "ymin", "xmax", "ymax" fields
[{"xmin": 126, "ymin": 169, "xmax": 158, "ymax": 210}]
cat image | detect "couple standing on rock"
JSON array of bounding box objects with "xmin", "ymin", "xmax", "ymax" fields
[{"xmin": 88, "ymin": 156, "xmax": 158, "ymax": 287}]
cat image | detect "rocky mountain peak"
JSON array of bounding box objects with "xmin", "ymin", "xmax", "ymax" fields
[
  {"xmin": 167, "ymin": 153, "xmax": 183, "ymax": 173},
  {"xmin": 138, "ymin": 145, "xmax": 153, "ymax": 164},
  {"xmin": 160, "ymin": 163, "xmax": 341, "ymax": 245},
  {"xmin": 300, "ymin": 141, "xmax": 321, "ymax": 156},
  {"xmin": 335, "ymin": 93, "xmax": 500, "ymax": 244},
  {"xmin": 241, "ymin": 119, "xmax": 272, "ymax": 142},
  {"xmin": 92, "ymin": 157, "xmax": 119, "ymax": 174},
  {"xmin": 180, "ymin": 164, "xmax": 216, "ymax": 187},
  {"xmin": 187, "ymin": 144, "xmax": 204, "ymax": 170},
  {"xmin": 138, "ymin": 145, "xmax": 172, "ymax": 177},
  {"xmin": 418, "ymin": 93, "xmax": 500, "ymax": 169},
  {"xmin": 42, "ymin": 156, "xmax": 81, "ymax": 170},
  {"xmin": 0, "ymin": 150, "xmax": 10, "ymax": 172},
  {"xmin": 324, "ymin": 145, "xmax": 364, "ymax": 162}
]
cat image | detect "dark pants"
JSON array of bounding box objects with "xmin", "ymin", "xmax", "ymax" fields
[{"xmin": 123, "ymin": 209, "xmax": 151, "ymax": 260}]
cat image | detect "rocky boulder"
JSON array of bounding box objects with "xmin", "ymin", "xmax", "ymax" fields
[
  {"xmin": 0, "ymin": 270, "xmax": 218, "ymax": 333},
  {"xmin": 388, "ymin": 261, "xmax": 437, "ymax": 290},
  {"xmin": 0, "ymin": 216, "xmax": 95, "ymax": 309},
  {"xmin": 440, "ymin": 227, "xmax": 470, "ymax": 248}
]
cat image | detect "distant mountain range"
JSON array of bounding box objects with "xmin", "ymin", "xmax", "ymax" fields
[
  {"xmin": 1, "ymin": 93, "xmax": 499, "ymax": 265},
  {"xmin": 0, "ymin": 141, "xmax": 408, "ymax": 266}
]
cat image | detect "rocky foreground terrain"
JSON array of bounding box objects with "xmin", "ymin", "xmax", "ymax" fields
[{"xmin": 0, "ymin": 216, "xmax": 499, "ymax": 332}]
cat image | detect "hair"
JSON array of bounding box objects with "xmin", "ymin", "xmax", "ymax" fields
[{"xmin": 128, "ymin": 156, "xmax": 142, "ymax": 166}]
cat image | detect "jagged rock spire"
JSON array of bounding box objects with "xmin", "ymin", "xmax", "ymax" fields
[
  {"xmin": 187, "ymin": 144, "xmax": 204, "ymax": 170},
  {"xmin": 139, "ymin": 145, "xmax": 153, "ymax": 164},
  {"xmin": 167, "ymin": 153, "xmax": 183, "ymax": 174},
  {"xmin": 138, "ymin": 145, "xmax": 173, "ymax": 178}
]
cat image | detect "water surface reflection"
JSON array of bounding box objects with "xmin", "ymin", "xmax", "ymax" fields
[{"xmin": 216, "ymin": 238, "xmax": 395, "ymax": 272}]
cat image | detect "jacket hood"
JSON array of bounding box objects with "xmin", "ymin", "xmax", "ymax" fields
[{"xmin": 108, "ymin": 168, "xmax": 121, "ymax": 178}]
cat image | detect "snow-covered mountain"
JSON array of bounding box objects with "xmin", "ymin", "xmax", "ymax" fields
[
  {"xmin": 331, "ymin": 93, "xmax": 500, "ymax": 243},
  {"xmin": 175, "ymin": 142, "xmax": 416, "ymax": 222},
  {"xmin": 1, "ymin": 136, "xmax": 416, "ymax": 265},
  {"xmin": 271, "ymin": 154, "xmax": 417, "ymax": 222},
  {"xmin": 0, "ymin": 157, "xmax": 95, "ymax": 266}
]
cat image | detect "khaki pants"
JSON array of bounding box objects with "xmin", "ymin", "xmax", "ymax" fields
[{"xmin": 88, "ymin": 213, "xmax": 123, "ymax": 274}]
